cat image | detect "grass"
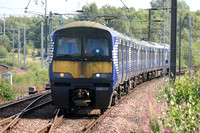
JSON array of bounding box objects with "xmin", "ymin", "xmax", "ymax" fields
[{"xmin": 0, "ymin": 54, "xmax": 48, "ymax": 102}]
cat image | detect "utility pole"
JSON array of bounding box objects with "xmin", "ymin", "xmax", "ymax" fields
[
  {"xmin": 18, "ymin": 28, "xmax": 21, "ymax": 68},
  {"xmin": 0, "ymin": 27, "xmax": 2, "ymax": 40},
  {"xmin": 12, "ymin": 26, "xmax": 15, "ymax": 66},
  {"xmin": 168, "ymin": 0, "xmax": 171, "ymax": 77},
  {"xmin": 148, "ymin": 9, "xmax": 151, "ymax": 41},
  {"xmin": 179, "ymin": 16, "xmax": 181, "ymax": 78},
  {"xmin": 148, "ymin": 8, "xmax": 158, "ymax": 42},
  {"xmin": 3, "ymin": 13, "xmax": 5, "ymax": 35},
  {"xmin": 59, "ymin": 14, "xmax": 62, "ymax": 28},
  {"xmin": 163, "ymin": 0, "xmax": 166, "ymax": 87},
  {"xmin": 170, "ymin": 0, "xmax": 177, "ymax": 82},
  {"xmin": 45, "ymin": 0, "xmax": 48, "ymax": 58},
  {"xmin": 41, "ymin": 16, "xmax": 44, "ymax": 69},
  {"xmin": 189, "ymin": 16, "xmax": 191, "ymax": 76},
  {"xmin": 24, "ymin": 24, "xmax": 26, "ymax": 69},
  {"xmin": 46, "ymin": 11, "xmax": 53, "ymax": 68},
  {"xmin": 49, "ymin": 11, "xmax": 53, "ymax": 53}
]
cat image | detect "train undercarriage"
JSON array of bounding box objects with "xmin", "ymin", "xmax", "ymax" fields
[{"xmin": 112, "ymin": 68, "xmax": 169, "ymax": 106}]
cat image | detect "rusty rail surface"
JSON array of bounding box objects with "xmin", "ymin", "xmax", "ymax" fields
[
  {"xmin": 36, "ymin": 108, "xmax": 64, "ymax": 133},
  {"xmin": 0, "ymin": 92, "xmax": 51, "ymax": 133}
]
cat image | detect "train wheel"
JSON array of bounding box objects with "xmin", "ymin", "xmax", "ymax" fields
[
  {"xmin": 63, "ymin": 109, "xmax": 71, "ymax": 115},
  {"xmin": 118, "ymin": 90, "xmax": 122, "ymax": 99},
  {"xmin": 101, "ymin": 109, "xmax": 106, "ymax": 114},
  {"xmin": 111, "ymin": 95, "xmax": 117, "ymax": 106},
  {"xmin": 126, "ymin": 82, "xmax": 130, "ymax": 94},
  {"xmin": 130, "ymin": 79, "xmax": 135, "ymax": 90},
  {"xmin": 118, "ymin": 86, "xmax": 122, "ymax": 99},
  {"xmin": 133, "ymin": 78, "xmax": 137, "ymax": 88}
]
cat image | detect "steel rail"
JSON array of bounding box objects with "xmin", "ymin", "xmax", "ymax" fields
[
  {"xmin": 0, "ymin": 64, "xmax": 9, "ymax": 74},
  {"xmin": 84, "ymin": 77, "xmax": 161, "ymax": 133},
  {"xmin": 83, "ymin": 68, "xmax": 190, "ymax": 133},
  {"xmin": 0, "ymin": 100, "xmax": 52, "ymax": 127},
  {"xmin": 0, "ymin": 92, "xmax": 51, "ymax": 133},
  {"xmin": 36, "ymin": 108, "xmax": 64, "ymax": 133},
  {"xmin": 0, "ymin": 91, "xmax": 51, "ymax": 110}
]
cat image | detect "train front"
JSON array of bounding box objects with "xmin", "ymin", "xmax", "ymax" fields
[{"xmin": 49, "ymin": 22, "xmax": 113, "ymax": 111}]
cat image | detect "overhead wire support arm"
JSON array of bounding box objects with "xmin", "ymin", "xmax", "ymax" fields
[{"xmin": 120, "ymin": 0, "xmax": 130, "ymax": 11}]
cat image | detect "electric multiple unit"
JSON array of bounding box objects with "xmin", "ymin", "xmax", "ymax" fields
[{"xmin": 49, "ymin": 21, "xmax": 169, "ymax": 113}]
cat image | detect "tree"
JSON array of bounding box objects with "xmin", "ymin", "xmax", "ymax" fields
[
  {"xmin": 178, "ymin": 0, "xmax": 190, "ymax": 10},
  {"xmin": 0, "ymin": 35, "xmax": 12, "ymax": 52},
  {"xmin": 0, "ymin": 45, "xmax": 8, "ymax": 57},
  {"xmin": 150, "ymin": 0, "xmax": 190, "ymax": 10}
]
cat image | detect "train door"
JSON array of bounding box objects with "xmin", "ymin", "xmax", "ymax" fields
[
  {"xmin": 137, "ymin": 45, "xmax": 140, "ymax": 74},
  {"xmin": 134, "ymin": 44, "xmax": 137, "ymax": 75},
  {"xmin": 140, "ymin": 46, "xmax": 143, "ymax": 72},
  {"xmin": 123, "ymin": 40, "xmax": 126, "ymax": 81},
  {"xmin": 151, "ymin": 48, "xmax": 153, "ymax": 69},
  {"xmin": 118, "ymin": 39, "xmax": 123, "ymax": 83},
  {"xmin": 125, "ymin": 41, "xmax": 128, "ymax": 80},
  {"xmin": 129, "ymin": 41, "xmax": 133, "ymax": 77},
  {"xmin": 135, "ymin": 44, "xmax": 138, "ymax": 75},
  {"xmin": 113, "ymin": 37, "xmax": 119, "ymax": 85},
  {"xmin": 159, "ymin": 49, "xmax": 161, "ymax": 68},
  {"xmin": 147, "ymin": 47, "xmax": 150, "ymax": 70},
  {"xmin": 145, "ymin": 47, "xmax": 148, "ymax": 71},
  {"xmin": 156, "ymin": 49, "xmax": 159, "ymax": 68},
  {"xmin": 131, "ymin": 42, "xmax": 135, "ymax": 76},
  {"xmin": 161, "ymin": 49, "xmax": 163, "ymax": 67}
]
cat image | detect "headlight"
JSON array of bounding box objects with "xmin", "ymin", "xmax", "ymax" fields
[
  {"xmin": 92, "ymin": 73, "xmax": 112, "ymax": 79},
  {"xmin": 53, "ymin": 72, "xmax": 73, "ymax": 78}
]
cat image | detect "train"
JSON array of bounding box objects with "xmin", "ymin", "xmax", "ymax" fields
[{"xmin": 48, "ymin": 21, "xmax": 169, "ymax": 114}]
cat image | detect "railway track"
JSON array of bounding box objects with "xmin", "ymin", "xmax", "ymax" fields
[
  {"xmin": 0, "ymin": 91, "xmax": 51, "ymax": 110},
  {"xmin": 35, "ymin": 79, "xmax": 158, "ymax": 133},
  {"xmin": 32, "ymin": 69, "xmax": 191, "ymax": 132},
  {"xmin": 83, "ymin": 68, "xmax": 194, "ymax": 132},
  {"xmin": 83, "ymin": 80, "xmax": 149, "ymax": 133},
  {"xmin": 0, "ymin": 92, "xmax": 52, "ymax": 132},
  {"xmin": 36, "ymin": 109, "xmax": 64, "ymax": 133},
  {"xmin": 0, "ymin": 68, "xmax": 193, "ymax": 132},
  {"xmin": 0, "ymin": 64, "xmax": 9, "ymax": 75}
]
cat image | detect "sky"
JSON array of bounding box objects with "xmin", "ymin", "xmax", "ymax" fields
[{"xmin": 0, "ymin": 0, "xmax": 199, "ymax": 17}]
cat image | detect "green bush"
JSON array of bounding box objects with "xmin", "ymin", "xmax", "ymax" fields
[
  {"xmin": 13, "ymin": 62, "xmax": 48, "ymax": 88},
  {"xmin": 0, "ymin": 46, "xmax": 8, "ymax": 57},
  {"xmin": 0, "ymin": 79, "xmax": 15, "ymax": 101},
  {"xmin": 157, "ymin": 72, "xmax": 200, "ymax": 132}
]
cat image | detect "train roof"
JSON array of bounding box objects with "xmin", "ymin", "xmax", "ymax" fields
[
  {"xmin": 57, "ymin": 21, "xmax": 169, "ymax": 49},
  {"xmin": 57, "ymin": 21, "xmax": 109, "ymax": 31}
]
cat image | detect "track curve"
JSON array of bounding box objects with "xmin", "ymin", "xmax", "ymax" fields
[{"xmin": 0, "ymin": 64, "xmax": 9, "ymax": 75}]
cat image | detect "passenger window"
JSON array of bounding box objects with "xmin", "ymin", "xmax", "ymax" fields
[
  {"xmin": 56, "ymin": 37, "xmax": 81, "ymax": 56},
  {"xmin": 85, "ymin": 38, "xmax": 109, "ymax": 56}
]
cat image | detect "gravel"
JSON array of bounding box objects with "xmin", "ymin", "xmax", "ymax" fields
[
  {"xmin": 93, "ymin": 78, "xmax": 164, "ymax": 133},
  {"xmin": 0, "ymin": 78, "xmax": 164, "ymax": 132}
]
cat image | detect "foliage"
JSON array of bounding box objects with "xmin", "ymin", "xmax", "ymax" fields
[
  {"xmin": 0, "ymin": 55, "xmax": 48, "ymax": 88},
  {"xmin": 0, "ymin": 79, "xmax": 15, "ymax": 101},
  {"xmin": 0, "ymin": 35, "xmax": 12, "ymax": 52},
  {"xmin": 0, "ymin": 45, "xmax": 8, "ymax": 57},
  {"xmin": 12, "ymin": 62, "xmax": 48, "ymax": 88},
  {"xmin": 150, "ymin": 0, "xmax": 190, "ymax": 10},
  {"xmin": 0, "ymin": 0, "xmax": 200, "ymax": 68},
  {"xmin": 77, "ymin": 2, "xmax": 200, "ymax": 67},
  {"xmin": 156, "ymin": 72, "xmax": 200, "ymax": 132},
  {"xmin": 0, "ymin": 54, "xmax": 19, "ymax": 66}
]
